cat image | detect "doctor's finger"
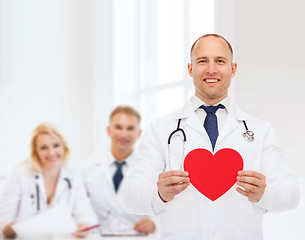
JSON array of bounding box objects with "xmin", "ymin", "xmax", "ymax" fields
[
  {"xmin": 159, "ymin": 176, "xmax": 190, "ymax": 186},
  {"xmin": 134, "ymin": 219, "xmax": 155, "ymax": 234},
  {"xmin": 236, "ymin": 186, "xmax": 264, "ymax": 202},
  {"xmin": 72, "ymin": 224, "xmax": 89, "ymax": 238},
  {"xmin": 238, "ymin": 171, "xmax": 265, "ymax": 180},
  {"xmin": 236, "ymin": 186, "xmax": 251, "ymax": 197},
  {"xmin": 159, "ymin": 170, "xmax": 189, "ymax": 179},
  {"xmin": 165, "ymin": 181, "xmax": 190, "ymax": 193},
  {"xmin": 237, "ymin": 176, "xmax": 265, "ymax": 188},
  {"xmin": 3, "ymin": 225, "xmax": 17, "ymax": 239},
  {"xmin": 236, "ymin": 180, "xmax": 261, "ymax": 193}
]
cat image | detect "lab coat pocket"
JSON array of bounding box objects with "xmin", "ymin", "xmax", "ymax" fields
[{"xmin": 235, "ymin": 230, "xmax": 261, "ymax": 240}]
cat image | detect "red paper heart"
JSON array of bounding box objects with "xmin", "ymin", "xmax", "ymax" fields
[{"xmin": 184, "ymin": 148, "xmax": 243, "ymax": 201}]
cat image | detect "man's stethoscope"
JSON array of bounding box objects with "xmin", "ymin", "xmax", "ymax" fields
[
  {"xmin": 242, "ymin": 121, "xmax": 255, "ymax": 142},
  {"xmin": 33, "ymin": 175, "xmax": 72, "ymax": 211},
  {"xmin": 167, "ymin": 119, "xmax": 254, "ymax": 170}
]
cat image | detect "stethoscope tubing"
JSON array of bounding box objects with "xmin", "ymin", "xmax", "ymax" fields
[
  {"xmin": 35, "ymin": 178, "xmax": 40, "ymax": 211},
  {"xmin": 35, "ymin": 176, "xmax": 72, "ymax": 212},
  {"xmin": 167, "ymin": 119, "xmax": 254, "ymax": 170},
  {"xmin": 167, "ymin": 119, "xmax": 186, "ymax": 144}
]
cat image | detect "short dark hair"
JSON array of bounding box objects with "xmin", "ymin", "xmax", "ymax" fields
[
  {"xmin": 109, "ymin": 105, "xmax": 141, "ymax": 124},
  {"xmin": 190, "ymin": 34, "xmax": 233, "ymax": 61}
]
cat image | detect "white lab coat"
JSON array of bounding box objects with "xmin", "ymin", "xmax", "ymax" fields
[
  {"xmin": 0, "ymin": 162, "xmax": 97, "ymax": 235},
  {"xmin": 122, "ymin": 97, "xmax": 300, "ymax": 240},
  {"xmin": 81, "ymin": 151, "xmax": 156, "ymax": 234}
]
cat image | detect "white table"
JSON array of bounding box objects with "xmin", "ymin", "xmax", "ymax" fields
[{"xmin": 9, "ymin": 232, "xmax": 158, "ymax": 240}]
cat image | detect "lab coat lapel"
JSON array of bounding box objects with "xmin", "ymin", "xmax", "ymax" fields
[
  {"xmin": 217, "ymin": 101, "xmax": 248, "ymax": 144},
  {"xmin": 103, "ymin": 152, "xmax": 116, "ymax": 190},
  {"xmin": 34, "ymin": 173, "xmax": 47, "ymax": 205},
  {"xmin": 91, "ymin": 152, "xmax": 114, "ymax": 187},
  {"xmin": 102, "ymin": 152, "xmax": 124, "ymax": 214},
  {"xmin": 53, "ymin": 167, "xmax": 71, "ymax": 204},
  {"xmin": 101, "ymin": 163, "xmax": 114, "ymax": 190},
  {"xmin": 174, "ymin": 98, "xmax": 208, "ymax": 136},
  {"xmin": 175, "ymin": 98, "xmax": 249, "ymax": 149}
]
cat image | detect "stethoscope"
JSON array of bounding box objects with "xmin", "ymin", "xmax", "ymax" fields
[
  {"xmin": 33, "ymin": 175, "xmax": 72, "ymax": 211},
  {"xmin": 167, "ymin": 119, "xmax": 254, "ymax": 170}
]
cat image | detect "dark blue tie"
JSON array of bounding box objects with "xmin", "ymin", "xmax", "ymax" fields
[
  {"xmin": 200, "ymin": 104, "xmax": 225, "ymax": 151},
  {"xmin": 113, "ymin": 161, "xmax": 125, "ymax": 192}
]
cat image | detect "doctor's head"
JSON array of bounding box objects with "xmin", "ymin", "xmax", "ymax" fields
[
  {"xmin": 29, "ymin": 123, "xmax": 70, "ymax": 173},
  {"xmin": 187, "ymin": 34, "xmax": 237, "ymax": 105},
  {"xmin": 107, "ymin": 106, "xmax": 142, "ymax": 162}
]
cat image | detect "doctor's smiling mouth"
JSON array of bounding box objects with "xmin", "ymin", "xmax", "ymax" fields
[{"xmin": 204, "ymin": 77, "xmax": 220, "ymax": 85}]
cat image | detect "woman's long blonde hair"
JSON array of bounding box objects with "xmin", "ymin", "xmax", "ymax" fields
[{"xmin": 29, "ymin": 123, "xmax": 70, "ymax": 173}]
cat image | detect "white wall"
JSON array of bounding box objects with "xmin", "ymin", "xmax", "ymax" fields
[
  {"xmin": 0, "ymin": 0, "xmax": 94, "ymax": 174},
  {"xmin": 90, "ymin": 0, "xmax": 115, "ymax": 157}
]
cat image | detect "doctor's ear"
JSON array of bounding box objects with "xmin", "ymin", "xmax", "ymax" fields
[
  {"xmin": 137, "ymin": 129, "xmax": 142, "ymax": 139},
  {"xmin": 231, "ymin": 62, "xmax": 237, "ymax": 78},
  {"xmin": 187, "ymin": 63, "xmax": 193, "ymax": 78},
  {"xmin": 106, "ymin": 126, "xmax": 111, "ymax": 137}
]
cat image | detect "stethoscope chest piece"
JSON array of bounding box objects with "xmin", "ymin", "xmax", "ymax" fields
[
  {"xmin": 242, "ymin": 120, "xmax": 254, "ymax": 142},
  {"xmin": 242, "ymin": 130, "xmax": 254, "ymax": 142}
]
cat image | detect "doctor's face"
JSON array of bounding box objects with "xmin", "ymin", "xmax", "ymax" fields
[
  {"xmin": 36, "ymin": 133, "xmax": 65, "ymax": 169},
  {"xmin": 188, "ymin": 36, "xmax": 237, "ymax": 105},
  {"xmin": 107, "ymin": 112, "xmax": 141, "ymax": 157}
]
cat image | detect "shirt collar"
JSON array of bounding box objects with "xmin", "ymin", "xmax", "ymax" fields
[
  {"xmin": 108, "ymin": 150, "xmax": 135, "ymax": 167},
  {"xmin": 33, "ymin": 166, "xmax": 72, "ymax": 181},
  {"xmin": 191, "ymin": 95, "xmax": 231, "ymax": 113}
]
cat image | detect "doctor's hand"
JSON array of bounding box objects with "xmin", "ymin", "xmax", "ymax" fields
[
  {"xmin": 134, "ymin": 217, "xmax": 156, "ymax": 234},
  {"xmin": 72, "ymin": 223, "xmax": 90, "ymax": 238},
  {"xmin": 157, "ymin": 170, "xmax": 190, "ymax": 203},
  {"xmin": 236, "ymin": 171, "xmax": 266, "ymax": 202},
  {"xmin": 3, "ymin": 222, "xmax": 17, "ymax": 239}
]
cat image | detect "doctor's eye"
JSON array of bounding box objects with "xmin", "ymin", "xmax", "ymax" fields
[
  {"xmin": 115, "ymin": 125, "xmax": 123, "ymax": 130},
  {"xmin": 53, "ymin": 143, "xmax": 61, "ymax": 148},
  {"xmin": 216, "ymin": 59, "xmax": 226, "ymax": 64},
  {"xmin": 40, "ymin": 145, "xmax": 48, "ymax": 150},
  {"xmin": 198, "ymin": 59, "xmax": 207, "ymax": 64}
]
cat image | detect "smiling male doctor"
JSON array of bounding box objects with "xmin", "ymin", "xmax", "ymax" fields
[
  {"xmin": 81, "ymin": 106, "xmax": 156, "ymax": 235},
  {"xmin": 122, "ymin": 34, "xmax": 300, "ymax": 240}
]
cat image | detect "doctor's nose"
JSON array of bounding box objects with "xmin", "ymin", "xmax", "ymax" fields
[
  {"xmin": 205, "ymin": 63, "xmax": 218, "ymax": 75},
  {"xmin": 121, "ymin": 128, "xmax": 129, "ymax": 137},
  {"xmin": 117, "ymin": 128, "xmax": 127, "ymax": 137},
  {"xmin": 48, "ymin": 147, "xmax": 56, "ymax": 156}
]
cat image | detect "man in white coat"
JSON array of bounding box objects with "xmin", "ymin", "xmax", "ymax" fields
[
  {"xmin": 82, "ymin": 106, "xmax": 156, "ymax": 235},
  {"xmin": 122, "ymin": 34, "xmax": 300, "ymax": 240}
]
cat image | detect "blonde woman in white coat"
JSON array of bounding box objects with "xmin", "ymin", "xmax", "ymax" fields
[{"xmin": 0, "ymin": 123, "xmax": 97, "ymax": 238}]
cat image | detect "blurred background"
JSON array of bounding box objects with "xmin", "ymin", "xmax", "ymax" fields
[{"xmin": 0, "ymin": 0, "xmax": 304, "ymax": 239}]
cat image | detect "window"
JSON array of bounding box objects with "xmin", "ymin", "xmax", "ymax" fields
[{"xmin": 113, "ymin": 0, "xmax": 215, "ymax": 127}]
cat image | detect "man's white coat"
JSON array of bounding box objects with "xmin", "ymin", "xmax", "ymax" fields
[{"xmin": 122, "ymin": 98, "xmax": 300, "ymax": 240}]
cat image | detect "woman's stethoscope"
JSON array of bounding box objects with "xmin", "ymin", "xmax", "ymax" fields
[
  {"xmin": 167, "ymin": 119, "xmax": 254, "ymax": 170},
  {"xmin": 33, "ymin": 175, "xmax": 72, "ymax": 211}
]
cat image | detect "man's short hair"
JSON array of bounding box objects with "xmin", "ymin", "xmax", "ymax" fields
[
  {"xmin": 109, "ymin": 105, "xmax": 141, "ymax": 124},
  {"xmin": 190, "ymin": 33, "xmax": 233, "ymax": 61}
]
